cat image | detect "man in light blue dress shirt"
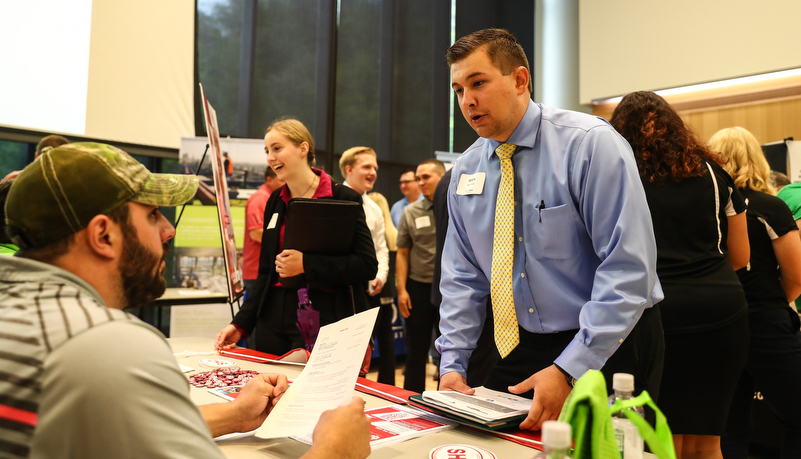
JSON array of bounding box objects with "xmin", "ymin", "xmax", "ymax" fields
[{"xmin": 436, "ymin": 29, "xmax": 664, "ymax": 431}]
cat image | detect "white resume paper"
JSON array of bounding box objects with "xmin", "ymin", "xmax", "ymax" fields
[{"xmin": 255, "ymin": 307, "xmax": 379, "ymax": 439}]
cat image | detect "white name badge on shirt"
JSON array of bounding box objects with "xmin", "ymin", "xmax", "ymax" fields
[
  {"xmin": 456, "ymin": 172, "xmax": 486, "ymax": 195},
  {"xmin": 415, "ymin": 215, "xmax": 432, "ymax": 229},
  {"xmin": 266, "ymin": 213, "xmax": 279, "ymax": 230}
]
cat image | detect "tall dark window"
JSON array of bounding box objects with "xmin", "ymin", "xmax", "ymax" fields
[
  {"xmin": 196, "ymin": 0, "xmax": 533, "ymax": 202},
  {"xmin": 334, "ymin": 0, "xmax": 382, "ymax": 154},
  {"xmin": 197, "ymin": 0, "xmax": 244, "ymax": 136},
  {"xmin": 251, "ymin": 0, "xmax": 323, "ymax": 141}
]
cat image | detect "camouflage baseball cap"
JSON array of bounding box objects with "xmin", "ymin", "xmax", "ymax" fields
[{"xmin": 5, "ymin": 142, "xmax": 198, "ymax": 249}]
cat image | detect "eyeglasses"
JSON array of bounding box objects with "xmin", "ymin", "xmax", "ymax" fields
[{"xmin": 399, "ymin": 180, "xmax": 415, "ymax": 185}]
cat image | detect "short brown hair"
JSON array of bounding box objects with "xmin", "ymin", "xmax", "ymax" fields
[
  {"xmin": 447, "ymin": 28, "xmax": 532, "ymax": 93},
  {"xmin": 418, "ymin": 159, "xmax": 446, "ymax": 177},
  {"xmin": 36, "ymin": 134, "xmax": 69, "ymax": 154},
  {"xmin": 17, "ymin": 202, "xmax": 130, "ymax": 263},
  {"xmin": 770, "ymin": 171, "xmax": 791, "ymax": 190},
  {"xmin": 339, "ymin": 147, "xmax": 376, "ymax": 177},
  {"xmin": 265, "ymin": 118, "xmax": 316, "ymax": 168}
]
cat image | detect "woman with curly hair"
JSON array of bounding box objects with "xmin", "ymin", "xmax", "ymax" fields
[
  {"xmin": 611, "ymin": 91, "xmax": 750, "ymax": 459},
  {"xmin": 709, "ymin": 126, "xmax": 801, "ymax": 459}
]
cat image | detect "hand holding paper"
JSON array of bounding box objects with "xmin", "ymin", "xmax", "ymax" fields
[
  {"xmin": 201, "ymin": 373, "xmax": 289, "ymax": 437},
  {"xmin": 305, "ymin": 397, "xmax": 371, "ymax": 458},
  {"xmin": 232, "ymin": 374, "xmax": 289, "ymax": 431},
  {"xmin": 255, "ymin": 307, "xmax": 380, "ymax": 439},
  {"xmin": 438, "ymin": 371, "xmax": 475, "ymax": 395}
]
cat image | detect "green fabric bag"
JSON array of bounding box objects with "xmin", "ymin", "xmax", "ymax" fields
[
  {"xmin": 558, "ymin": 370, "xmax": 676, "ymax": 459},
  {"xmin": 558, "ymin": 370, "xmax": 621, "ymax": 459},
  {"xmin": 609, "ymin": 392, "xmax": 676, "ymax": 459},
  {"xmin": 0, "ymin": 243, "xmax": 17, "ymax": 256}
]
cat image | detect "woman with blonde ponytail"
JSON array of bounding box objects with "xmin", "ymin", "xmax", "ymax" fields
[{"xmin": 710, "ymin": 126, "xmax": 801, "ymax": 459}]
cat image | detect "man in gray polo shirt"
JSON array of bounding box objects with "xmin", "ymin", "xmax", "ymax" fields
[{"xmin": 396, "ymin": 159, "xmax": 445, "ymax": 393}]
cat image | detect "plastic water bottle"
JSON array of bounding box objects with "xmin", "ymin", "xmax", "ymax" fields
[
  {"xmin": 539, "ymin": 420, "xmax": 573, "ymax": 459},
  {"xmin": 608, "ymin": 373, "xmax": 644, "ymax": 459}
]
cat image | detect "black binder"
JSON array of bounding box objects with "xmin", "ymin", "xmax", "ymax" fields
[
  {"xmin": 279, "ymin": 198, "xmax": 361, "ymax": 289},
  {"xmin": 407, "ymin": 394, "xmax": 527, "ymax": 431}
]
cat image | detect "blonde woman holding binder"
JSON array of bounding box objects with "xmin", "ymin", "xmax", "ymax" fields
[{"xmin": 215, "ymin": 118, "xmax": 377, "ymax": 355}]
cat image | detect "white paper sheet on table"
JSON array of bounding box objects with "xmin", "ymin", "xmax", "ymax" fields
[{"xmin": 255, "ymin": 307, "xmax": 379, "ymax": 439}]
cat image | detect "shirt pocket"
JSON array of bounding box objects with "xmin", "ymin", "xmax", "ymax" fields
[{"xmin": 527, "ymin": 203, "xmax": 581, "ymax": 261}]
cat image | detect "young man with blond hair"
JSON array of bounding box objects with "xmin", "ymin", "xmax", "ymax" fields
[{"xmin": 340, "ymin": 146, "xmax": 396, "ymax": 380}]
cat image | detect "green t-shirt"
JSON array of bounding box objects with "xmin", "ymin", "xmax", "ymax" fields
[
  {"xmin": 777, "ymin": 184, "xmax": 801, "ymax": 309},
  {"xmin": 777, "ymin": 182, "xmax": 801, "ymax": 220}
]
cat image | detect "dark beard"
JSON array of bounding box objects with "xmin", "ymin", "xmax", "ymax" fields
[{"xmin": 119, "ymin": 220, "xmax": 169, "ymax": 308}]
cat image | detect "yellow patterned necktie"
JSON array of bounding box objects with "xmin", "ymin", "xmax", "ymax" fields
[{"xmin": 491, "ymin": 143, "xmax": 520, "ymax": 358}]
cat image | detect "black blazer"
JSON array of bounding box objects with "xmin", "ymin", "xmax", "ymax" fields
[
  {"xmin": 430, "ymin": 168, "xmax": 451, "ymax": 306},
  {"xmin": 232, "ymin": 179, "xmax": 378, "ymax": 335}
]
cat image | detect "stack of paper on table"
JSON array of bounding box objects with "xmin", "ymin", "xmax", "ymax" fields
[
  {"xmin": 409, "ymin": 386, "xmax": 531, "ymax": 429},
  {"xmin": 291, "ymin": 404, "xmax": 456, "ymax": 449}
]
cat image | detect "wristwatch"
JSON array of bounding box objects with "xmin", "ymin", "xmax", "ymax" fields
[{"xmin": 554, "ymin": 364, "xmax": 577, "ymax": 388}]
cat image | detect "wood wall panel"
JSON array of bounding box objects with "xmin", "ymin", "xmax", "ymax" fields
[
  {"xmin": 593, "ymin": 88, "xmax": 801, "ymax": 146},
  {"xmin": 680, "ymin": 99, "xmax": 801, "ymax": 144}
]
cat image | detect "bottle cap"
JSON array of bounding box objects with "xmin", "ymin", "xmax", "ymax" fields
[
  {"xmin": 612, "ymin": 373, "xmax": 635, "ymax": 392},
  {"xmin": 542, "ymin": 420, "xmax": 572, "ymax": 449}
]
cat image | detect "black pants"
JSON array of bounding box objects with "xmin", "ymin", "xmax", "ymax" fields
[
  {"xmin": 722, "ymin": 307, "xmax": 801, "ymax": 459},
  {"xmin": 465, "ymin": 299, "xmax": 501, "ymax": 387},
  {"xmin": 255, "ymin": 287, "xmax": 305, "ymax": 355},
  {"xmin": 254, "ymin": 286, "xmax": 339, "ymax": 355},
  {"xmin": 403, "ymin": 278, "xmax": 439, "ymax": 393},
  {"xmin": 485, "ymin": 305, "xmax": 664, "ymax": 403},
  {"xmin": 371, "ymin": 296, "xmax": 396, "ymax": 385}
]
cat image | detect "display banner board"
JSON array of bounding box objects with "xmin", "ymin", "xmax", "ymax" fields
[{"xmin": 199, "ymin": 83, "xmax": 244, "ymax": 302}]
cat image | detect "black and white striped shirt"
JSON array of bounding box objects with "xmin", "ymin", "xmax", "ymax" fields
[{"xmin": 0, "ymin": 256, "xmax": 135, "ymax": 458}]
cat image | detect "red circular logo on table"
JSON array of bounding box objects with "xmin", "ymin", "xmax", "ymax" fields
[{"xmin": 429, "ymin": 445, "xmax": 497, "ymax": 459}]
